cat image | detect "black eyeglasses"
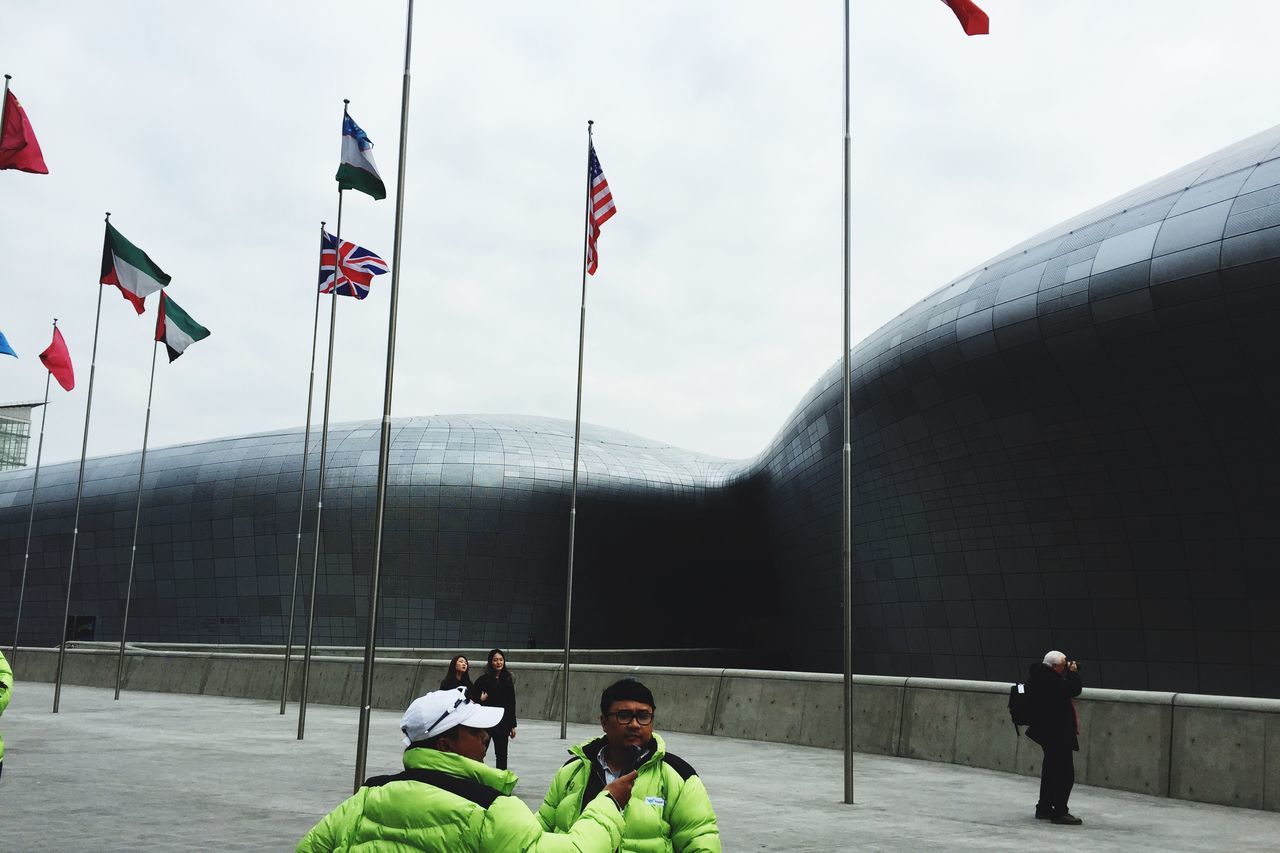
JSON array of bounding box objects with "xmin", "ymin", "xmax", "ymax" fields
[{"xmin": 606, "ymin": 710, "xmax": 654, "ymax": 725}]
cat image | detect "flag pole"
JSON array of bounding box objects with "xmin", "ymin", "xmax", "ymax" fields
[
  {"xmin": 1, "ymin": 75, "xmax": 11, "ymax": 137},
  {"xmin": 114, "ymin": 338, "xmax": 159, "ymax": 699},
  {"xmin": 840, "ymin": 0, "xmax": 856, "ymax": 805},
  {"xmin": 353, "ymin": 0, "xmax": 415, "ymax": 791},
  {"xmin": 299, "ymin": 105, "xmax": 349, "ymax": 740},
  {"xmin": 11, "ymin": 321, "xmax": 54, "ymax": 663},
  {"xmin": 280, "ymin": 220, "xmax": 327, "ymax": 715},
  {"xmin": 54, "ymin": 213, "xmax": 110, "ymax": 714},
  {"xmin": 560, "ymin": 119, "xmax": 595, "ymax": 740}
]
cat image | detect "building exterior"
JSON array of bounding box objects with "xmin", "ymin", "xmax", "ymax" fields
[
  {"xmin": 0, "ymin": 402, "xmax": 43, "ymax": 472},
  {"xmin": 2, "ymin": 126, "xmax": 1279, "ymax": 697}
]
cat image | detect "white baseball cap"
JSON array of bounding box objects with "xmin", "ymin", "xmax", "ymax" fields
[{"xmin": 401, "ymin": 687, "xmax": 505, "ymax": 746}]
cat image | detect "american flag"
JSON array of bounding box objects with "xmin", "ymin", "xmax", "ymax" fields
[
  {"xmin": 319, "ymin": 231, "xmax": 388, "ymax": 300},
  {"xmin": 586, "ymin": 144, "xmax": 616, "ymax": 276}
]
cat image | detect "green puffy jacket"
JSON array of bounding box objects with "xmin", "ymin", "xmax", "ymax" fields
[
  {"xmin": 537, "ymin": 733, "xmax": 720, "ymax": 853},
  {"xmin": 0, "ymin": 649, "xmax": 12, "ymax": 764},
  {"xmin": 297, "ymin": 745, "xmax": 624, "ymax": 852}
]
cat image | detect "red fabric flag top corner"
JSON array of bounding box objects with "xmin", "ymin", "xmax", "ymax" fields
[
  {"xmin": 0, "ymin": 89, "xmax": 50, "ymax": 174},
  {"xmin": 39, "ymin": 327, "xmax": 75, "ymax": 391},
  {"xmin": 940, "ymin": 0, "xmax": 989, "ymax": 36}
]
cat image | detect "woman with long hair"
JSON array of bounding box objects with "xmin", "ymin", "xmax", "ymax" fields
[
  {"xmin": 472, "ymin": 648, "xmax": 517, "ymax": 770},
  {"xmin": 439, "ymin": 655, "xmax": 472, "ymax": 691}
]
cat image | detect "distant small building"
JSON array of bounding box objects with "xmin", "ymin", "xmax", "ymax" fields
[{"xmin": 0, "ymin": 401, "xmax": 45, "ymax": 471}]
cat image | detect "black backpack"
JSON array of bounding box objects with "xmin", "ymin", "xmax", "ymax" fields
[{"xmin": 1008, "ymin": 682, "xmax": 1034, "ymax": 733}]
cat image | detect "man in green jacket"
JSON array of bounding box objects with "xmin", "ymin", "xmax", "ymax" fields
[
  {"xmin": 537, "ymin": 679, "xmax": 720, "ymax": 853},
  {"xmin": 0, "ymin": 649, "xmax": 11, "ymax": 780},
  {"xmin": 298, "ymin": 687, "xmax": 635, "ymax": 852}
]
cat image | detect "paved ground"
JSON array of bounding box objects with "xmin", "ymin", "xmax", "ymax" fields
[{"xmin": 2, "ymin": 683, "xmax": 1278, "ymax": 851}]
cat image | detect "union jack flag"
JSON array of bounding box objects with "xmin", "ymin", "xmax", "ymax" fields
[
  {"xmin": 319, "ymin": 230, "xmax": 388, "ymax": 299},
  {"xmin": 586, "ymin": 144, "xmax": 616, "ymax": 276}
]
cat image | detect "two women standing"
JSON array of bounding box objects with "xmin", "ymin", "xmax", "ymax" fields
[{"xmin": 437, "ymin": 648, "xmax": 517, "ymax": 769}]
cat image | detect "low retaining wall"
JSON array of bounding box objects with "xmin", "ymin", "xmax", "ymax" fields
[{"xmin": 12, "ymin": 646, "xmax": 1279, "ymax": 812}]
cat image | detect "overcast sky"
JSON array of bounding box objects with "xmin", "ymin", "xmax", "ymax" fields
[{"xmin": 3, "ymin": 2, "xmax": 1278, "ymax": 468}]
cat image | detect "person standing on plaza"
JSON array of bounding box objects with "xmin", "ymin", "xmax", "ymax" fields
[
  {"xmin": 537, "ymin": 678, "xmax": 720, "ymax": 852},
  {"xmin": 473, "ymin": 648, "xmax": 517, "ymax": 770},
  {"xmin": 1026, "ymin": 650, "xmax": 1083, "ymax": 825},
  {"xmin": 296, "ymin": 686, "xmax": 634, "ymax": 851},
  {"xmin": 0, "ymin": 649, "xmax": 11, "ymax": 780},
  {"xmin": 440, "ymin": 655, "xmax": 473, "ymax": 691}
]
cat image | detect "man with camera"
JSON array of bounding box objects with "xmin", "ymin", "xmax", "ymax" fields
[
  {"xmin": 537, "ymin": 678, "xmax": 720, "ymax": 852},
  {"xmin": 1026, "ymin": 650, "xmax": 1083, "ymax": 825}
]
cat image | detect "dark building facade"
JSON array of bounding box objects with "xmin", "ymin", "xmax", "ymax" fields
[{"xmin": 3, "ymin": 126, "xmax": 1280, "ymax": 696}]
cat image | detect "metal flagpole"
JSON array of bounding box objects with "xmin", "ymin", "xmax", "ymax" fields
[
  {"xmin": 54, "ymin": 213, "xmax": 110, "ymax": 714},
  {"xmin": 2, "ymin": 75, "xmax": 11, "ymax": 137},
  {"xmin": 280, "ymin": 221, "xmax": 326, "ymax": 715},
  {"xmin": 841, "ymin": 0, "xmax": 856, "ymax": 805},
  {"xmin": 353, "ymin": 0, "xmax": 414, "ymax": 790},
  {"xmin": 299, "ymin": 105, "xmax": 349, "ymax": 740},
  {"xmin": 11, "ymin": 326, "xmax": 54, "ymax": 662},
  {"xmin": 114, "ymin": 339, "xmax": 159, "ymax": 699},
  {"xmin": 560, "ymin": 120, "xmax": 595, "ymax": 740}
]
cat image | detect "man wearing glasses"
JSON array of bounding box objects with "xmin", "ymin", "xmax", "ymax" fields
[
  {"xmin": 298, "ymin": 687, "xmax": 635, "ymax": 851},
  {"xmin": 537, "ymin": 679, "xmax": 720, "ymax": 852}
]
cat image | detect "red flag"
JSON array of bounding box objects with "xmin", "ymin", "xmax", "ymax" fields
[
  {"xmin": 0, "ymin": 89, "xmax": 50, "ymax": 174},
  {"xmin": 940, "ymin": 0, "xmax": 989, "ymax": 36},
  {"xmin": 39, "ymin": 328, "xmax": 75, "ymax": 391},
  {"xmin": 586, "ymin": 144, "xmax": 615, "ymax": 276}
]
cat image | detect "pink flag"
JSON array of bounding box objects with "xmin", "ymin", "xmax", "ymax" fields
[
  {"xmin": 0, "ymin": 89, "xmax": 50, "ymax": 174},
  {"xmin": 39, "ymin": 328, "xmax": 75, "ymax": 391}
]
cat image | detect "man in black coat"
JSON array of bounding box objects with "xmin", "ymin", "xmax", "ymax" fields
[{"xmin": 1026, "ymin": 650, "xmax": 1083, "ymax": 825}]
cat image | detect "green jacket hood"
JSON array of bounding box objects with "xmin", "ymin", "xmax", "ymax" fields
[{"xmin": 403, "ymin": 746, "xmax": 518, "ymax": 796}]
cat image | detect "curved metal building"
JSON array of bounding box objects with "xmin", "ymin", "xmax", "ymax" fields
[{"xmin": 3, "ymin": 126, "xmax": 1280, "ymax": 697}]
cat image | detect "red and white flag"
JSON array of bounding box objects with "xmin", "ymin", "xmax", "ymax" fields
[
  {"xmin": 940, "ymin": 0, "xmax": 989, "ymax": 36},
  {"xmin": 586, "ymin": 144, "xmax": 616, "ymax": 276}
]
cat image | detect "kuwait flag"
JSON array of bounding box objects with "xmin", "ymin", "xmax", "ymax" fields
[
  {"xmin": 335, "ymin": 110, "xmax": 386, "ymax": 200},
  {"xmin": 100, "ymin": 222, "xmax": 171, "ymax": 314},
  {"xmin": 155, "ymin": 292, "xmax": 210, "ymax": 362}
]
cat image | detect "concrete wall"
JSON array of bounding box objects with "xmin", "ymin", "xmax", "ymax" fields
[{"xmin": 12, "ymin": 646, "xmax": 1278, "ymax": 813}]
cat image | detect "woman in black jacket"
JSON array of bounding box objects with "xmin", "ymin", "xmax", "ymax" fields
[
  {"xmin": 439, "ymin": 655, "xmax": 472, "ymax": 691},
  {"xmin": 472, "ymin": 648, "xmax": 517, "ymax": 770}
]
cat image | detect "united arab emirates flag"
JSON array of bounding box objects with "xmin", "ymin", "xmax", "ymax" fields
[
  {"xmin": 100, "ymin": 222, "xmax": 171, "ymax": 314},
  {"xmin": 155, "ymin": 292, "xmax": 210, "ymax": 362},
  {"xmin": 335, "ymin": 111, "xmax": 386, "ymax": 200}
]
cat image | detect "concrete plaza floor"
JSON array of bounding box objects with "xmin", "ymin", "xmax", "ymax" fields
[{"xmin": 2, "ymin": 683, "xmax": 1277, "ymax": 851}]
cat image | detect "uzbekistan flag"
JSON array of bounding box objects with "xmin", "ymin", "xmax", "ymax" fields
[
  {"xmin": 100, "ymin": 223, "xmax": 171, "ymax": 314},
  {"xmin": 335, "ymin": 111, "xmax": 386, "ymax": 201},
  {"xmin": 155, "ymin": 292, "xmax": 210, "ymax": 362}
]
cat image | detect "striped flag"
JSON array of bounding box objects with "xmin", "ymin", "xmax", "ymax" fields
[
  {"xmin": 155, "ymin": 292, "xmax": 211, "ymax": 362},
  {"xmin": 586, "ymin": 144, "xmax": 616, "ymax": 276},
  {"xmin": 336, "ymin": 111, "xmax": 386, "ymax": 201},
  {"xmin": 100, "ymin": 223, "xmax": 171, "ymax": 314}
]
